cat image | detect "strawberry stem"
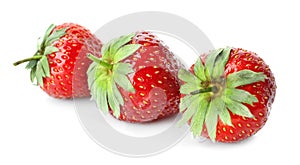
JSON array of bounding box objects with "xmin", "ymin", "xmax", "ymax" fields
[
  {"xmin": 190, "ymin": 86, "xmax": 218, "ymax": 95},
  {"xmin": 13, "ymin": 55, "xmax": 43, "ymax": 66},
  {"xmin": 87, "ymin": 54, "xmax": 112, "ymax": 69}
]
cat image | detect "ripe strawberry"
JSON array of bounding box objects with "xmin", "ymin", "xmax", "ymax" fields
[
  {"xmin": 13, "ymin": 23, "xmax": 102, "ymax": 98},
  {"xmin": 87, "ymin": 32, "xmax": 182, "ymax": 122},
  {"xmin": 178, "ymin": 47, "xmax": 276, "ymax": 142}
]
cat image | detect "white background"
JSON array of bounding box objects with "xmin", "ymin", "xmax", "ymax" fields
[{"xmin": 1, "ymin": 0, "xmax": 299, "ymax": 164}]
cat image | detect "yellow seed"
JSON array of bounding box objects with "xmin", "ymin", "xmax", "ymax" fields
[
  {"xmin": 230, "ymin": 129, "xmax": 234, "ymax": 134},
  {"xmin": 143, "ymin": 100, "xmax": 148, "ymax": 104},
  {"xmin": 223, "ymin": 127, "xmax": 226, "ymax": 132},
  {"xmin": 146, "ymin": 74, "xmax": 151, "ymax": 77},
  {"xmin": 246, "ymin": 124, "xmax": 251, "ymax": 127},
  {"xmin": 224, "ymin": 136, "xmax": 228, "ymax": 140},
  {"xmin": 154, "ymin": 93, "xmax": 158, "ymax": 96},
  {"xmin": 146, "ymin": 111, "xmax": 151, "ymax": 114},
  {"xmin": 238, "ymin": 123, "xmax": 242, "ymax": 127},
  {"xmin": 140, "ymin": 93, "xmax": 145, "ymax": 97},
  {"xmin": 155, "ymin": 71, "xmax": 160, "ymax": 74},
  {"xmin": 151, "ymin": 84, "xmax": 155, "ymax": 88},
  {"xmin": 139, "ymin": 85, "xmax": 144, "ymax": 89},
  {"xmin": 241, "ymin": 130, "xmax": 245, "ymax": 134},
  {"xmin": 163, "ymin": 76, "xmax": 167, "ymax": 80},
  {"xmin": 158, "ymin": 80, "xmax": 163, "ymax": 84},
  {"xmin": 259, "ymin": 112, "xmax": 264, "ymax": 117}
]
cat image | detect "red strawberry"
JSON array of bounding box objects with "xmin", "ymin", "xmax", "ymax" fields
[
  {"xmin": 87, "ymin": 32, "xmax": 182, "ymax": 122},
  {"xmin": 178, "ymin": 47, "xmax": 276, "ymax": 142},
  {"xmin": 13, "ymin": 23, "xmax": 102, "ymax": 98}
]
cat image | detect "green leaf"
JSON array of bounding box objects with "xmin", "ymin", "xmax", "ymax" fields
[
  {"xmin": 219, "ymin": 109, "xmax": 232, "ymax": 126},
  {"xmin": 224, "ymin": 98, "xmax": 254, "ymax": 118},
  {"xmin": 30, "ymin": 66, "xmax": 37, "ymax": 83},
  {"xmin": 180, "ymin": 95, "xmax": 194, "ymax": 112},
  {"xmin": 113, "ymin": 63, "xmax": 134, "ymax": 75},
  {"xmin": 95, "ymin": 81, "xmax": 109, "ymax": 113},
  {"xmin": 205, "ymin": 98, "xmax": 223, "ymax": 142},
  {"xmin": 178, "ymin": 68, "xmax": 200, "ymax": 84},
  {"xmin": 205, "ymin": 48, "xmax": 224, "ymax": 79},
  {"xmin": 212, "ymin": 47, "xmax": 231, "ymax": 79},
  {"xmin": 226, "ymin": 70, "xmax": 266, "ymax": 88},
  {"xmin": 180, "ymin": 82, "xmax": 201, "ymax": 95},
  {"xmin": 113, "ymin": 73, "xmax": 135, "ymax": 93},
  {"xmin": 190, "ymin": 96, "xmax": 209, "ymax": 136},
  {"xmin": 113, "ymin": 44, "xmax": 141, "ymax": 63},
  {"xmin": 44, "ymin": 46, "xmax": 59, "ymax": 56},
  {"xmin": 112, "ymin": 81, "xmax": 124, "ymax": 106},
  {"xmin": 110, "ymin": 33, "xmax": 136, "ymax": 55},
  {"xmin": 40, "ymin": 24, "xmax": 56, "ymax": 48},
  {"xmin": 45, "ymin": 28, "xmax": 67, "ymax": 46},
  {"xmin": 36, "ymin": 65, "xmax": 44, "ymax": 87},
  {"xmin": 25, "ymin": 60, "xmax": 37, "ymax": 69},
  {"xmin": 101, "ymin": 38, "xmax": 117, "ymax": 59},
  {"xmin": 107, "ymin": 79, "xmax": 121, "ymax": 118},
  {"xmin": 194, "ymin": 58, "xmax": 206, "ymax": 81},
  {"xmin": 224, "ymin": 88, "xmax": 258, "ymax": 105},
  {"xmin": 178, "ymin": 96, "xmax": 199, "ymax": 126},
  {"xmin": 40, "ymin": 56, "xmax": 50, "ymax": 77}
]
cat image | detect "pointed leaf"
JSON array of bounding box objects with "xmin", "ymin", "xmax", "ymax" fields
[
  {"xmin": 205, "ymin": 98, "xmax": 223, "ymax": 142},
  {"xmin": 101, "ymin": 38, "xmax": 117, "ymax": 59},
  {"xmin": 30, "ymin": 67, "xmax": 37, "ymax": 83},
  {"xmin": 25, "ymin": 60, "xmax": 37, "ymax": 69},
  {"xmin": 113, "ymin": 73, "xmax": 135, "ymax": 93},
  {"xmin": 178, "ymin": 68, "xmax": 200, "ymax": 84},
  {"xmin": 224, "ymin": 88, "xmax": 258, "ymax": 105},
  {"xmin": 219, "ymin": 109, "xmax": 232, "ymax": 126},
  {"xmin": 226, "ymin": 70, "xmax": 266, "ymax": 88},
  {"xmin": 112, "ymin": 81, "xmax": 124, "ymax": 106},
  {"xmin": 107, "ymin": 80, "xmax": 120, "ymax": 118},
  {"xmin": 190, "ymin": 96, "xmax": 209, "ymax": 136},
  {"xmin": 212, "ymin": 47, "xmax": 231, "ymax": 79},
  {"xmin": 95, "ymin": 81, "xmax": 109, "ymax": 113},
  {"xmin": 205, "ymin": 48, "xmax": 224, "ymax": 79},
  {"xmin": 45, "ymin": 28, "xmax": 67, "ymax": 45},
  {"xmin": 110, "ymin": 33, "xmax": 136, "ymax": 55},
  {"xmin": 36, "ymin": 65, "xmax": 44, "ymax": 87},
  {"xmin": 113, "ymin": 63, "xmax": 134, "ymax": 75},
  {"xmin": 43, "ymin": 24, "xmax": 55, "ymax": 42},
  {"xmin": 178, "ymin": 97, "xmax": 199, "ymax": 126},
  {"xmin": 224, "ymin": 98, "xmax": 254, "ymax": 118},
  {"xmin": 194, "ymin": 58, "xmax": 206, "ymax": 81},
  {"xmin": 180, "ymin": 95, "xmax": 196, "ymax": 112},
  {"xmin": 40, "ymin": 56, "xmax": 50, "ymax": 77},
  {"xmin": 180, "ymin": 82, "xmax": 201, "ymax": 95},
  {"xmin": 44, "ymin": 46, "xmax": 59, "ymax": 56},
  {"xmin": 113, "ymin": 44, "xmax": 141, "ymax": 63}
]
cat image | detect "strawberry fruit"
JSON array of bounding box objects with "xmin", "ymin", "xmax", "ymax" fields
[
  {"xmin": 178, "ymin": 47, "xmax": 276, "ymax": 142},
  {"xmin": 13, "ymin": 23, "xmax": 102, "ymax": 98},
  {"xmin": 87, "ymin": 32, "xmax": 182, "ymax": 122}
]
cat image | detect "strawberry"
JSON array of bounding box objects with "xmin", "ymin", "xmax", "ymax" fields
[
  {"xmin": 178, "ymin": 47, "xmax": 276, "ymax": 142},
  {"xmin": 13, "ymin": 23, "xmax": 102, "ymax": 98},
  {"xmin": 87, "ymin": 32, "xmax": 182, "ymax": 122}
]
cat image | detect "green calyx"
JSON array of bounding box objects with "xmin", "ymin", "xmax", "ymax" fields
[
  {"xmin": 13, "ymin": 24, "xmax": 67, "ymax": 87},
  {"xmin": 87, "ymin": 33, "xmax": 141, "ymax": 118},
  {"xmin": 178, "ymin": 47, "xmax": 267, "ymax": 142}
]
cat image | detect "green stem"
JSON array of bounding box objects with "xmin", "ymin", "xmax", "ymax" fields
[
  {"xmin": 13, "ymin": 55, "xmax": 43, "ymax": 66},
  {"xmin": 190, "ymin": 86, "xmax": 218, "ymax": 95},
  {"xmin": 87, "ymin": 54, "xmax": 113, "ymax": 69}
]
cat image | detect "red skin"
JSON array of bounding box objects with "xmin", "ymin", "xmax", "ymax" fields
[
  {"xmin": 192, "ymin": 48, "xmax": 276, "ymax": 142},
  {"xmin": 110, "ymin": 32, "xmax": 182, "ymax": 122},
  {"xmin": 42, "ymin": 23, "xmax": 102, "ymax": 98}
]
